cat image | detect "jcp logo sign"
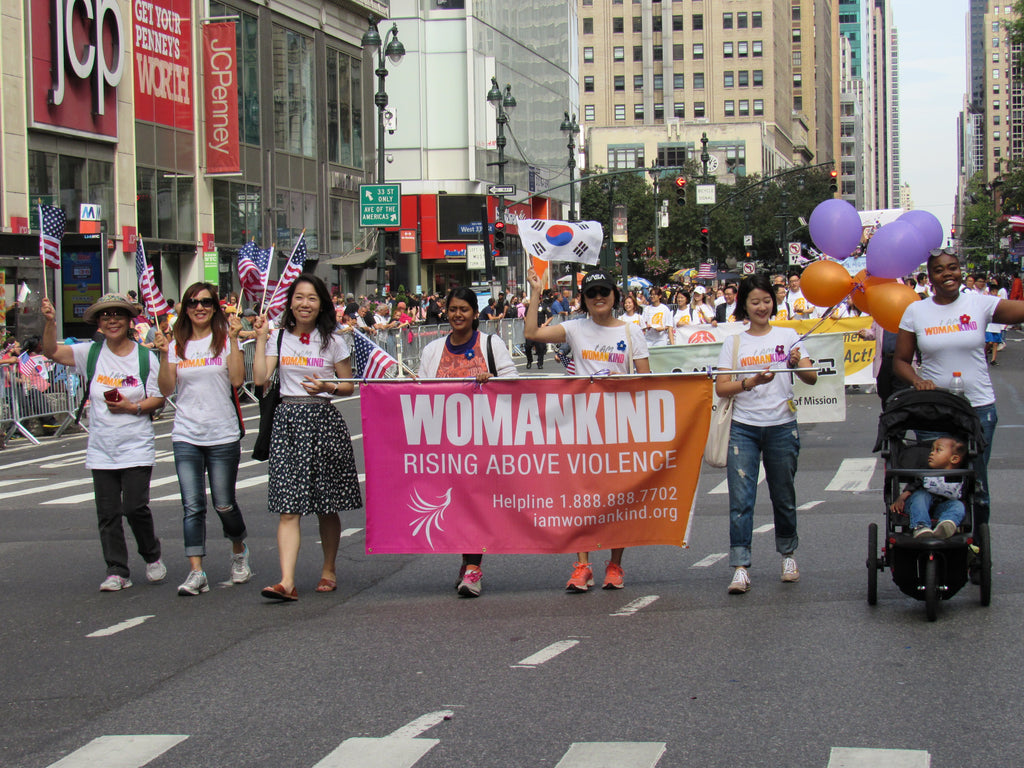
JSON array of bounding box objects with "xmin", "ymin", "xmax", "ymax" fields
[{"xmin": 47, "ymin": 0, "xmax": 125, "ymax": 116}]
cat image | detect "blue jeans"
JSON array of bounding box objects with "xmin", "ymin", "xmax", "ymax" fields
[
  {"xmin": 727, "ymin": 420, "xmax": 801, "ymax": 568},
  {"xmin": 173, "ymin": 440, "xmax": 246, "ymax": 558},
  {"xmin": 907, "ymin": 489, "xmax": 965, "ymax": 530},
  {"xmin": 918, "ymin": 402, "xmax": 996, "ymax": 526}
]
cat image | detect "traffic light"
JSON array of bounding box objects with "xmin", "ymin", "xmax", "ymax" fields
[
  {"xmin": 675, "ymin": 176, "xmax": 687, "ymax": 206},
  {"xmin": 829, "ymin": 168, "xmax": 838, "ymax": 194},
  {"xmin": 493, "ymin": 220, "xmax": 505, "ymax": 253},
  {"xmin": 700, "ymin": 227, "xmax": 709, "ymax": 250}
]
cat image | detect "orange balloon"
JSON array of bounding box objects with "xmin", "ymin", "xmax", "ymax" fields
[
  {"xmin": 850, "ymin": 269, "xmax": 896, "ymax": 313},
  {"xmin": 867, "ymin": 282, "xmax": 920, "ymax": 333},
  {"xmin": 800, "ymin": 260, "xmax": 854, "ymax": 308}
]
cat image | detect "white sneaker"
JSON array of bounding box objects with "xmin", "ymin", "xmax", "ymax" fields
[
  {"xmin": 145, "ymin": 558, "xmax": 167, "ymax": 583},
  {"xmin": 781, "ymin": 557, "xmax": 800, "ymax": 583},
  {"xmin": 934, "ymin": 520, "xmax": 957, "ymax": 540},
  {"xmin": 457, "ymin": 566, "xmax": 483, "ymax": 597},
  {"xmin": 728, "ymin": 567, "xmax": 751, "ymax": 594},
  {"xmin": 177, "ymin": 570, "xmax": 210, "ymax": 596},
  {"xmin": 99, "ymin": 575, "xmax": 132, "ymax": 592},
  {"xmin": 230, "ymin": 545, "xmax": 252, "ymax": 584}
]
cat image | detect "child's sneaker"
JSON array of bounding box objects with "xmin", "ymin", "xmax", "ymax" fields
[
  {"xmin": 728, "ymin": 567, "xmax": 751, "ymax": 594},
  {"xmin": 565, "ymin": 561, "xmax": 594, "ymax": 592},
  {"xmin": 913, "ymin": 525, "xmax": 934, "ymax": 539},
  {"xmin": 457, "ymin": 565, "xmax": 483, "ymax": 597},
  {"xmin": 934, "ymin": 520, "xmax": 957, "ymax": 540}
]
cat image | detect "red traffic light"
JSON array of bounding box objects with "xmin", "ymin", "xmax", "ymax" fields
[
  {"xmin": 700, "ymin": 227, "xmax": 709, "ymax": 235},
  {"xmin": 829, "ymin": 169, "xmax": 838, "ymax": 179},
  {"xmin": 494, "ymin": 221, "xmax": 505, "ymax": 231},
  {"xmin": 675, "ymin": 176, "xmax": 687, "ymax": 189}
]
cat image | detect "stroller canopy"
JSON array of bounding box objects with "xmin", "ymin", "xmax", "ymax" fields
[{"xmin": 873, "ymin": 389, "xmax": 987, "ymax": 454}]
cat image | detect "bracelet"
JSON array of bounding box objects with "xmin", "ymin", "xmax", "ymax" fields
[{"xmin": 741, "ymin": 378, "xmax": 751, "ymax": 392}]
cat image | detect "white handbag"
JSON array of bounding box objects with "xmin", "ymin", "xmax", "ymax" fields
[{"xmin": 704, "ymin": 335, "xmax": 739, "ymax": 468}]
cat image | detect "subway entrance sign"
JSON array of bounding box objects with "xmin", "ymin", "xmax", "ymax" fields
[{"xmin": 360, "ymin": 184, "xmax": 402, "ymax": 227}]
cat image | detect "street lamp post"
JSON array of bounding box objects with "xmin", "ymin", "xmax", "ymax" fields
[
  {"xmin": 486, "ymin": 77, "xmax": 515, "ymax": 292},
  {"xmin": 362, "ymin": 17, "xmax": 405, "ymax": 298},
  {"xmin": 559, "ymin": 112, "xmax": 580, "ymax": 221}
]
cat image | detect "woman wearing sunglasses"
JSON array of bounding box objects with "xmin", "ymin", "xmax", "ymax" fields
[
  {"xmin": 525, "ymin": 268, "xmax": 651, "ymax": 592},
  {"xmin": 152, "ymin": 283, "xmax": 251, "ymax": 596}
]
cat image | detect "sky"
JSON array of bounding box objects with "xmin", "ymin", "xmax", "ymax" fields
[{"xmin": 894, "ymin": 0, "xmax": 969, "ymax": 232}]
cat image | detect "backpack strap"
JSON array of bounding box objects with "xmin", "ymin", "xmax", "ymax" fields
[
  {"xmin": 75, "ymin": 342, "xmax": 103, "ymax": 423},
  {"xmin": 486, "ymin": 332, "xmax": 497, "ymax": 376},
  {"xmin": 136, "ymin": 343, "xmax": 150, "ymax": 389}
]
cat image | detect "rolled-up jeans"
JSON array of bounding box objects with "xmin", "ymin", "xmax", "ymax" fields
[
  {"xmin": 173, "ymin": 440, "xmax": 246, "ymax": 558},
  {"xmin": 727, "ymin": 419, "xmax": 800, "ymax": 568}
]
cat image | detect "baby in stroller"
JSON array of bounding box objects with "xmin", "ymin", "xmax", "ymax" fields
[{"xmin": 889, "ymin": 437, "xmax": 966, "ymax": 540}]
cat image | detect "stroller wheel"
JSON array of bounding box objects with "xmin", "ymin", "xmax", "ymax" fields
[
  {"xmin": 924, "ymin": 555, "xmax": 938, "ymax": 622},
  {"xmin": 978, "ymin": 522, "xmax": 992, "ymax": 607},
  {"xmin": 867, "ymin": 523, "xmax": 878, "ymax": 606}
]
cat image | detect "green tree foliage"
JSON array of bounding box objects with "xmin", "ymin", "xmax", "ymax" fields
[
  {"xmin": 1004, "ymin": 0, "xmax": 1024, "ymax": 46},
  {"xmin": 960, "ymin": 171, "xmax": 1007, "ymax": 254}
]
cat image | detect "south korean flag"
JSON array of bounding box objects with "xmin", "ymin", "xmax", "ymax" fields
[{"xmin": 517, "ymin": 220, "xmax": 604, "ymax": 265}]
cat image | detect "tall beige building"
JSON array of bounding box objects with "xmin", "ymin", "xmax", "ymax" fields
[{"xmin": 579, "ymin": 0, "xmax": 838, "ymax": 173}]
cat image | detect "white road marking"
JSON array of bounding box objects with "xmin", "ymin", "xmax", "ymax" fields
[
  {"xmin": 311, "ymin": 737, "xmax": 437, "ymax": 768},
  {"xmin": 708, "ymin": 464, "xmax": 765, "ymax": 494},
  {"xmin": 385, "ymin": 710, "xmax": 453, "ymax": 739},
  {"xmin": 45, "ymin": 735, "xmax": 188, "ymax": 768},
  {"xmin": 691, "ymin": 553, "xmax": 727, "ymax": 568},
  {"xmin": 554, "ymin": 742, "xmax": 666, "ymax": 768},
  {"xmin": 4, "ymin": 449, "xmax": 86, "ymax": 471},
  {"xmin": 0, "ymin": 478, "xmax": 39, "ymax": 488},
  {"xmin": 825, "ymin": 458, "xmax": 878, "ymax": 492},
  {"xmin": 753, "ymin": 523, "xmax": 775, "ymax": 533},
  {"xmin": 827, "ymin": 747, "xmax": 930, "ymax": 767},
  {"xmin": 86, "ymin": 615, "xmax": 155, "ymax": 638},
  {"xmin": 798, "ymin": 500, "xmax": 825, "ymax": 510},
  {"xmin": 0, "ymin": 478, "xmax": 86, "ymax": 501},
  {"xmin": 512, "ymin": 639, "xmax": 580, "ymax": 668},
  {"xmin": 340, "ymin": 527, "xmax": 363, "ymax": 538},
  {"xmin": 610, "ymin": 595, "xmax": 659, "ymax": 616}
]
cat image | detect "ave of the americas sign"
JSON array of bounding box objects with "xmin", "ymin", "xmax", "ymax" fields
[{"xmin": 360, "ymin": 185, "xmax": 402, "ymax": 227}]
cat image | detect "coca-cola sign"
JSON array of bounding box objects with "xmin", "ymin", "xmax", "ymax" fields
[{"xmin": 30, "ymin": 0, "xmax": 125, "ymax": 139}]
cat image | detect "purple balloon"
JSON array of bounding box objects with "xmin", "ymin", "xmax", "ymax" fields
[
  {"xmin": 866, "ymin": 220, "xmax": 929, "ymax": 279},
  {"xmin": 809, "ymin": 199, "xmax": 863, "ymax": 258},
  {"xmin": 899, "ymin": 209, "xmax": 944, "ymax": 251}
]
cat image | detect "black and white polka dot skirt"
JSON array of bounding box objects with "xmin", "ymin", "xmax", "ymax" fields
[{"xmin": 268, "ymin": 398, "xmax": 363, "ymax": 516}]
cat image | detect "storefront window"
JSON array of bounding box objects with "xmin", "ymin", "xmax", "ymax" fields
[
  {"xmin": 210, "ymin": 4, "xmax": 260, "ymax": 146},
  {"xmin": 29, "ymin": 151, "xmax": 113, "ymax": 233},
  {"xmin": 213, "ymin": 180, "xmax": 262, "ymax": 245},
  {"xmin": 272, "ymin": 27, "xmax": 315, "ymax": 157},
  {"xmin": 325, "ymin": 49, "xmax": 361, "ymax": 168},
  {"xmin": 137, "ymin": 167, "xmax": 156, "ymax": 238}
]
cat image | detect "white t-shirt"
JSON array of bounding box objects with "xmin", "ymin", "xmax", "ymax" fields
[
  {"xmin": 70, "ymin": 342, "xmax": 161, "ymax": 470},
  {"xmin": 166, "ymin": 337, "xmax": 240, "ymax": 445},
  {"xmin": 269, "ymin": 329, "xmax": 352, "ymax": 398},
  {"xmin": 621, "ymin": 311, "xmax": 643, "ymax": 329},
  {"xmin": 673, "ymin": 307, "xmax": 692, "ymax": 328},
  {"xmin": 788, "ymin": 289, "xmax": 812, "ymax": 317},
  {"xmin": 562, "ymin": 317, "xmax": 649, "ymax": 376},
  {"xmin": 692, "ymin": 302, "xmax": 716, "ymax": 324},
  {"xmin": 899, "ymin": 291, "xmax": 1000, "ymax": 407},
  {"xmin": 641, "ymin": 304, "xmax": 672, "ymax": 346},
  {"xmin": 717, "ymin": 326, "xmax": 808, "ymax": 427}
]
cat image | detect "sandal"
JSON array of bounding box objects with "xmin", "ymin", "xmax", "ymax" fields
[
  {"xmin": 260, "ymin": 583, "xmax": 298, "ymax": 601},
  {"xmin": 315, "ymin": 577, "xmax": 337, "ymax": 593}
]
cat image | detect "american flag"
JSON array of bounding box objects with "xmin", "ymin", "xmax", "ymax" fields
[
  {"xmin": 135, "ymin": 238, "xmax": 174, "ymax": 318},
  {"xmin": 18, "ymin": 351, "xmax": 50, "ymax": 392},
  {"xmin": 555, "ymin": 347, "xmax": 576, "ymax": 375},
  {"xmin": 697, "ymin": 262, "xmax": 716, "ymax": 279},
  {"xmin": 351, "ymin": 329, "xmax": 398, "ymax": 379},
  {"xmin": 265, "ymin": 234, "xmax": 308, "ymax": 320},
  {"xmin": 237, "ymin": 240, "xmax": 274, "ymax": 303},
  {"xmin": 38, "ymin": 205, "xmax": 66, "ymax": 269}
]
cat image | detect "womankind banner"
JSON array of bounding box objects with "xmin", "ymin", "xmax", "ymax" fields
[{"xmin": 362, "ymin": 375, "xmax": 713, "ymax": 554}]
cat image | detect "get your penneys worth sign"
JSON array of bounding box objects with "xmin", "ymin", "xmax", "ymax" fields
[{"xmin": 360, "ymin": 184, "xmax": 402, "ymax": 227}]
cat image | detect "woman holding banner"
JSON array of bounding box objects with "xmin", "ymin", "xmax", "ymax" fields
[
  {"xmin": 419, "ymin": 286, "xmax": 517, "ymax": 597},
  {"xmin": 691, "ymin": 287, "xmax": 717, "ymax": 325},
  {"xmin": 252, "ymin": 275, "xmax": 362, "ymax": 601},
  {"xmin": 526, "ymin": 268, "xmax": 651, "ymax": 592},
  {"xmin": 715, "ymin": 274, "xmax": 818, "ymax": 595}
]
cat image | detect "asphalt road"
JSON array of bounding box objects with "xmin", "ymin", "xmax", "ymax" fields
[{"xmin": 3, "ymin": 338, "xmax": 1024, "ymax": 768}]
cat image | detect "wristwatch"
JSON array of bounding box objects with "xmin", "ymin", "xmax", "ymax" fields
[{"xmin": 136, "ymin": 404, "xmax": 142, "ymax": 416}]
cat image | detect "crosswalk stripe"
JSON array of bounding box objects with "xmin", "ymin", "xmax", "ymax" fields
[
  {"xmin": 45, "ymin": 735, "xmax": 188, "ymax": 768},
  {"xmin": 513, "ymin": 639, "xmax": 580, "ymax": 668},
  {"xmin": 753, "ymin": 523, "xmax": 775, "ymax": 533},
  {"xmin": 691, "ymin": 553, "xmax": 726, "ymax": 568},
  {"xmin": 827, "ymin": 747, "xmax": 930, "ymax": 767},
  {"xmin": 0, "ymin": 478, "xmax": 39, "ymax": 488},
  {"xmin": 341, "ymin": 527, "xmax": 364, "ymax": 538},
  {"xmin": 554, "ymin": 742, "xmax": 666, "ymax": 768},
  {"xmin": 610, "ymin": 595, "xmax": 659, "ymax": 616},
  {"xmin": 86, "ymin": 615, "xmax": 155, "ymax": 638},
  {"xmin": 0, "ymin": 478, "xmax": 86, "ymax": 501},
  {"xmin": 708, "ymin": 465, "xmax": 765, "ymax": 494},
  {"xmin": 311, "ymin": 737, "xmax": 438, "ymax": 768},
  {"xmin": 824, "ymin": 458, "xmax": 878, "ymax": 492},
  {"xmin": 798, "ymin": 500, "xmax": 825, "ymax": 510}
]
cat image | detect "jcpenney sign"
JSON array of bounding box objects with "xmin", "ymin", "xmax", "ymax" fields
[
  {"xmin": 30, "ymin": 0, "xmax": 125, "ymax": 138},
  {"xmin": 202, "ymin": 23, "xmax": 240, "ymax": 174}
]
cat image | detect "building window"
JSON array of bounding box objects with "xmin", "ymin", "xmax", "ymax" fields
[
  {"xmin": 753, "ymin": 69, "xmax": 763, "ymax": 86},
  {"xmin": 793, "ymin": 73, "xmax": 802, "ymax": 88},
  {"xmin": 615, "ymin": 75, "xmax": 625, "ymax": 91},
  {"xmin": 793, "ymin": 51, "xmax": 802, "ymax": 66},
  {"xmin": 212, "ymin": 179, "xmax": 260, "ymax": 247},
  {"xmin": 653, "ymin": 45, "xmax": 663, "ymax": 60},
  {"xmin": 692, "ymin": 13, "xmax": 703, "ymax": 29},
  {"xmin": 693, "ymin": 43, "xmax": 704, "ymax": 59},
  {"xmin": 672, "ymin": 15, "xmax": 683, "ymax": 30},
  {"xmin": 613, "ymin": 16, "xmax": 624, "ymax": 32},
  {"xmin": 608, "ymin": 146, "xmax": 645, "ymax": 168},
  {"xmin": 752, "ymin": 40, "xmax": 762, "ymax": 56},
  {"xmin": 673, "ymin": 43, "xmax": 685, "ymax": 60},
  {"xmin": 738, "ymin": 99, "xmax": 749, "ymax": 116},
  {"xmin": 994, "ymin": 130, "xmax": 1001, "ymax": 139},
  {"xmin": 674, "ymin": 73, "xmax": 685, "ymax": 89},
  {"xmin": 673, "ymin": 103, "xmax": 685, "ymax": 118},
  {"xmin": 738, "ymin": 40, "xmax": 748, "ymax": 57},
  {"xmin": 994, "ymin": 99, "xmax": 1001, "ymax": 109},
  {"xmin": 324, "ymin": 48, "xmax": 362, "ymax": 168},
  {"xmin": 737, "ymin": 11, "xmax": 748, "ymax": 28},
  {"xmin": 793, "ymin": 95, "xmax": 803, "ymax": 110},
  {"xmin": 993, "ymin": 52, "xmax": 1000, "ymax": 62},
  {"xmin": 841, "ymin": 160, "xmax": 856, "ymax": 175},
  {"xmin": 993, "ymin": 21, "xmax": 1000, "ymax": 31},
  {"xmin": 634, "ymin": 104, "xmax": 645, "ymax": 120},
  {"xmin": 634, "ymin": 75, "xmax": 644, "ymax": 91},
  {"xmin": 633, "ymin": 16, "xmax": 643, "ymax": 32},
  {"xmin": 693, "ymin": 72, "xmax": 705, "ymax": 88},
  {"xmin": 793, "ymin": 27, "xmax": 801, "ymax": 42},
  {"xmin": 752, "ymin": 98, "xmax": 763, "ymax": 115},
  {"xmin": 654, "ymin": 73, "xmax": 664, "ymax": 90},
  {"xmin": 633, "ymin": 45, "xmax": 643, "ymax": 61},
  {"xmin": 724, "ymin": 100, "xmax": 735, "ymax": 116},
  {"xmin": 584, "ymin": 104, "xmax": 596, "ymax": 121},
  {"xmin": 752, "ymin": 11, "xmax": 761, "ymax": 27},
  {"xmin": 724, "ymin": 71, "xmax": 734, "ymax": 87},
  {"xmin": 272, "ymin": 26, "xmax": 315, "ymax": 158},
  {"xmin": 694, "ymin": 101, "xmax": 705, "ymax": 118},
  {"xmin": 614, "ymin": 46, "xmax": 625, "ymax": 61},
  {"xmin": 993, "ymin": 36, "xmax": 1000, "ymax": 47},
  {"xmin": 993, "ymin": 68, "xmax": 1000, "ymax": 79},
  {"xmin": 994, "ymin": 84, "xmax": 1000, "ymax": 93},
  {"xmin": 652, "ymin": 16, "xmax": 662, "ymax": 31},
  {"xmin": 994, "ymin": 115, "xmax": 1001, "ymax": 125},
  {"xmin": 584, "ymin": 47, "xmax": 594, "ymax": 62},
  {"xmin": 583, "ymin": 17, "xmax": 593, "ymax": 33},
  {"xmin": 658, "ymin": 145, "xmax": 689, "ymax": 166},
  {"xmin": 842, "ymin": 180, "xmax": 856, "ymax": 195},
  {"xmin": 584, "ymin": 76, "xmax": 595, "ymax": 92},
  {"xmin": 615, "ymin": 104, "xmax": 626, "ymax": 120},
  {"xmin": 724, "ymin": 42, "xmax": 734, "ymax": 57},
  {"xmin": 841, "ymin": 141, "xmax": 855, "ymax": 156},
  {"xmin": 723, "ymin": 12, "xmax": 733, "ymax": 28},
  {"xmin": 654, "ymin": 103, "xmax": 665, "ymax": 120},
  {"xmin": 738, "ymin": 70, "xmax": 749, "ymax": 87},
  {"xmin": 840, "ymin": 122, "xmax": 855, "ymax": 137}
]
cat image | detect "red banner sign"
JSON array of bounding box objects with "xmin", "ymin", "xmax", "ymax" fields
[
  {"xmin": 202, "ymin": 23, "xmax": 240, "ymax": 174},
  {"xmin": 133, "ymin": 0, "xmax": 193, "ymax": 129}
]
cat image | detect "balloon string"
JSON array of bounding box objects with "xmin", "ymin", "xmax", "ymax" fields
[{"xmin": 787, "ymin": 283, "xmax": 859, "ymax": 352}]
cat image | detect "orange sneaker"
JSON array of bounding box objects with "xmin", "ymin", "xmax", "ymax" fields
[
  {"xmin": 602, "ymin": 561, "xmax": 624, "ymax": 589},
  {"xmin": 566, "ymin": 561, "xmax": 594, "ymax": 592}
]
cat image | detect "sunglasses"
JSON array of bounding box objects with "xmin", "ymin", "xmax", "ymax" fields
[
  {"xmin": 584, "ymin": 286, "xmax": 612, "ymax": 299},
  {"xmin": 98, "ymin": 310, "xmax": 129, "ymax": 320},
  {"xmin": 929, "ymin": 247, "xmax": 958, "ymax": 257},
  {"xmin": 185, "ymin": 297, "xmax": 217, "ymax": 309}
]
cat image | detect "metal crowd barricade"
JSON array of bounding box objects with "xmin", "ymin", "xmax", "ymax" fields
[
  {"xmin": 1, "ymin": 361, "xmax": 83, "ymax": 445},
  {"xmin": 239, "ymin": 339, "xmax": 258, "ymax": 401}
]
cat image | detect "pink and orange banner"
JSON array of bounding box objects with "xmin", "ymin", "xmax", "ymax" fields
[{"xmin": 362, "ymin": 375, "xmax": 713, "ymax": 554}]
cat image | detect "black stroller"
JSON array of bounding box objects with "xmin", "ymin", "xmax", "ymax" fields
[{"xmin": 868, "ymin": 389, "xmax": 991, "ymax": 621}]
